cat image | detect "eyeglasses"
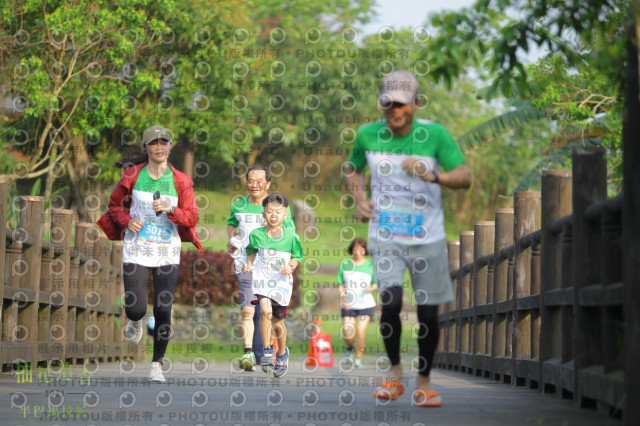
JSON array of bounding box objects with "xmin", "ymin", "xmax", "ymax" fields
[{"xmin": 146, "ymin": 139, "xmax": 171, "ymax": 147}]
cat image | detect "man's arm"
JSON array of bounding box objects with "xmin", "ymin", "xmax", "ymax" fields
[
  {"xmin": 401, "ymin": 159, "xmax": 472, "ymax": 190},
  {"xmin": 242, "ymin": 253, "xmax": 256, "ymax": 273},
  {"xmin": 227, "ymin": 225, "xmax": 238, "ymax": 252},
  {"xmin": 437, "ymin": 163, "xmax": 472, "ymax": 189},
  {"xmin": 345, "ymin": 164, "xmax": 374, "ymax": 222}
]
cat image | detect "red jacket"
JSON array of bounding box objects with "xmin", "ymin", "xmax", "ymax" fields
[{"xmin": 97, "ymin": 162, "xmax": 203, "ymax": 252}]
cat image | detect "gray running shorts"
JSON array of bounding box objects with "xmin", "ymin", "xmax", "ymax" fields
[{"xmin": 367, "ymin": 238, "xmax": 454, "ymax": 305}]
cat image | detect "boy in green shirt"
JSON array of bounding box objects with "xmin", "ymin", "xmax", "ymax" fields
[{"xmin": 242, "ymin": 193, "xmax": 303, "ymax": 378}]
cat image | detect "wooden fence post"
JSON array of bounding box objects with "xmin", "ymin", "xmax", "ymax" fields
[
  {"xmin": 622, "ymin": 24, "xmax": 640, "ymax": 425},
  {"xmin": 512, "ymin": 191, "xmax": 541, "ymax": 386},
  {"xmin": 94, "ymin": 234, "xmax": 111, "ymax": 362},
  {"xmin": 459, "ymin": 230, "xmax": 474, "ymax": 372},
  {"xmin": 446, "ymin": 241, "xmax": 460, "ymax": 369},
  {"xmin": 50, "ymin": 210, "xmax": 74, "ymax": 366},
  {"xmin": 0, "ymin": 177, "xmax": 7, "ymax": 366},
  {"xmin": 539, "ymin": 170, "xmax": 572, "ymax": 395},
  {"xmin": 600, "ymin": 201, "xmax": 623, "ymax": 376},
  {"xmin": 19, "ymin": 196, "xmax": 45, "ymax": 367},
  {"xmin": 493, "ymin": 208, "xmax": 513, "ymax": 383},
  {"xmin": 571, "ymin": 146, "xmax": 607, "ymax": 407},
  {"xmin": 111, "ymin": 241, "xmax": 124, "ymax": 361},
  {"xmin": 473, "ymin": 221, "xmax": 494, "ymax": 377},
  {"xmin": 38, "ymin": 234, "xmax": 54, "ymax": 364}
]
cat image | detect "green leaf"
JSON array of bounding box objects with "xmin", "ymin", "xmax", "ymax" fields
[{"xmin": 30, "ymin": 178, "xmax": 41, "ymax": 196}]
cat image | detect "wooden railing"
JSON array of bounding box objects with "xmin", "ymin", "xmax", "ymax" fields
[
  {"xmin": 435, "ymin": 146, "xmax": 624, "ymax": 416},
  {"xmin": 0, "ymin": 177, "xmax": 142, "ymax": 370}
]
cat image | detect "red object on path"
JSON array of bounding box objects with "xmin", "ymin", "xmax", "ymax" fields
[{"xmin": 306, "ymin": 317, "xmax": 334, "ymax": 367}]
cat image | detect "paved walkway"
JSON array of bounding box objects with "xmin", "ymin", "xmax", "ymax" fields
[{"xmin": 1, "ymin": 356, "xmax": 620, "ymax": 426}]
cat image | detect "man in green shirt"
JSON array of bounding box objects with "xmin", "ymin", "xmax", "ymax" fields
[
  {"xmin": 227, "ymin": 165, "xmax": 295, "ymax": 371},
  {"xmin": 346, "ymin": 70, "xmax": 472, "ymax": 407}
]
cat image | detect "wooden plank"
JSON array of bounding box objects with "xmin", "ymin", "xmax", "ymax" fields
[
  {"xmin": 579, "ymin": 283, "xmax": 624, "ymax": 307},
  {"xmin": 577, "ymin": 365, "xmax": 624, "ymax": 410},
  {"xmin": 544, "ymin": 288, "xmax": 573, "ymax": 306},
  {"xmin": 514, "ymin": 294, "xmax": 541, "ymax": 311}
]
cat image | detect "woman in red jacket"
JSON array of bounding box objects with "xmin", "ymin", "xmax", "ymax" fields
[{"xmin": 98, "ymin": 125, "xmax": 202, "ymax": 382}]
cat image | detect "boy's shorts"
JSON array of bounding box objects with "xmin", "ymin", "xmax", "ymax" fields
[{"xmin": 254, "ymin": 295, "xmax": 289, "ymax": 319}]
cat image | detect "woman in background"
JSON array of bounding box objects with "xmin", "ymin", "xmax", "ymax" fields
[{"xmin": 336, "ymin": 238, "xmax": 377, "ymax": 367}]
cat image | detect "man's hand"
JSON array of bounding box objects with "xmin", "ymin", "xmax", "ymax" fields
[
  {"xmin": 242, "ymin": 262, "xmax": 253, "ymax": 274},
  {"xmin": 227, "ymin": 240, "xmax": 237, "ymax": 253},
  {"xmin": 355, "ymin": 199, "xmax": 375, "ymax": 222},
  {"xmin": 401, "ymin": 157, "xmax": 436, "ymax": 182},
  {"xmin": 281, "ymin": 264, "xmax": 295, "ymax": 276}
]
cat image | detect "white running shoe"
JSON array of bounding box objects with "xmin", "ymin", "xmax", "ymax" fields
[
  {"xmin": 149, "ymin": 362, "xmax": 165, "ymax": 383},
  {"xmin": 125, "ymin": 319, "xmax": 144, "ymax": 344}
]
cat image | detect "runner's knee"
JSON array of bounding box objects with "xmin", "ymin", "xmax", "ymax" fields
[{"xmin": 380, "ymin": 286, "xmax": 403, "ymax": 317}]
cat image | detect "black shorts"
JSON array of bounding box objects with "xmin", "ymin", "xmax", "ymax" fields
[
  {"xmin": 341, "ymin": 307, "xmax": 374, "ymax": 318},
  {"xmin": 254, "ymin": 295, "xmax": 288, "ymax": 320}
]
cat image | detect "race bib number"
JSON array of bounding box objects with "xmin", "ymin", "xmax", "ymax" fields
[
  {"xmin": 378, "ymin": 209, "xmax": 423, "ymax": 238},
  {"xmin": 138, "ymin": 223, "xmax": 173, "ymax": 244}
]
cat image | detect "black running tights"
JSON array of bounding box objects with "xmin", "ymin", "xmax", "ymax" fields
[
  {"xmin": 123, "ymin": 263, "xmax": 178, "ymax": 363},
  {"xmin": 379, "ymin": 286, "xmax": 439, "ymax": 377}
]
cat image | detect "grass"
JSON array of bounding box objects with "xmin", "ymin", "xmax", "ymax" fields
[{"xmin": 159, "ymin": 307, "xmax": 419, "ymax": 366}]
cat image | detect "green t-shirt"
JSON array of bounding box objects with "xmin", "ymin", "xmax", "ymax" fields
[
  {"xmin": 246, "ymin": 227, "xmax": 303, "ymax": 306},
  {"xmin": 227, "ymin": 195, "xmax": 296, "ymax": 274},
  {"xmin": 348, "ymin": 119, "xmax": 465, "ymax": 245},
  {"xmin": 336, "ymin": 258, "xmax": 376, "ymax": 310},
  {"xmin": 227, "ymin": 195, "xmax": 295, "ymax": 241},
  {"xmin": 123, "ymin": 166, "xmax": 181, "ymax": 266}
]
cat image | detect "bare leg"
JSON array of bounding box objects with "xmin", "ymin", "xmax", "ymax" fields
[
  {"xmin": 259, "ymin": 298, "xmax": 273, "ymax": 347},
  {"xmin": 341, "ymin": 316, "xmax": 355, "ymax": 349},
  {"xmin": 354, "ymin": 314, "xmax": 371, "ymax": 359},
  {"xmin": 241, "ymin": 305, "xmax": 255, "ymax": 349},
  {"xmin": 272, "ymin": 318, "xmax": 287, "ymax": 355}
]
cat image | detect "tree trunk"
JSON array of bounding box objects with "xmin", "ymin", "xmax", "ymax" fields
[
  {"xmin": 42, "ymin": 144, "xmax": 59, "ymax": 237},
  {"xmin": 64, "ymin": 133, "xmax": 105, "ymax": 223},
  {"xmin": 181, "ymin": 139, "xmax": 194, "ymax": 180}
]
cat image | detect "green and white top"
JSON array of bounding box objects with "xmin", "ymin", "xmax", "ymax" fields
[
  {"xmin": 246, "ymin": 227, "xmax": 303, "ymax": 306},
  {"xmin": 336, "ymin": 258, "xmax": 376, "ymax": 310},
  {"xmin": 123, "ymin": 166, "xmax": 181, "ymax": 267},
  {"xmin": 349, "ymin": 119, "xmax": 465, "ymax": 245},
  {"xmin": 227, "ymin": 195, "xmax": 295, "ymax": 274}
]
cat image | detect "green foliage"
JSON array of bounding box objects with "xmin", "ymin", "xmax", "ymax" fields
[
  {"xmin": 425, "ymin": 0, "xmax": 629, "ymax": 196},
  {"xmin": 0, "ymin": 0, "xmax": 178, "ymax": 218},
  {"xmin": 427, "ymin": 0, "xmax": 630, "ymax": 98},
  {"xmin": 458, "ymin": 100, "xmax": 545, "ymax": 149}
]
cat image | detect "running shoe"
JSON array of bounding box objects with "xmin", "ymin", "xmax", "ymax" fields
[{"xmin": 273, "ymin": 347, "xmax": 289, "ymax": 378}]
